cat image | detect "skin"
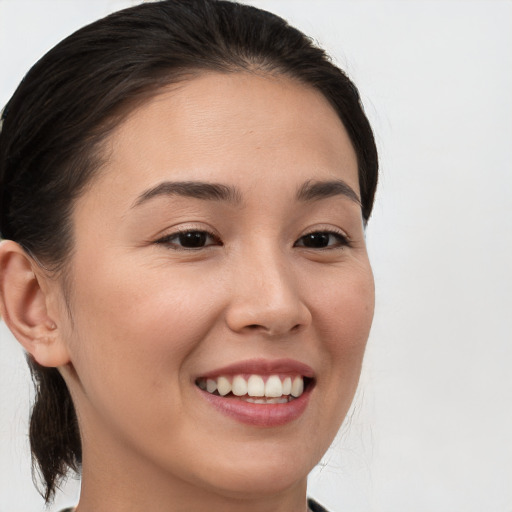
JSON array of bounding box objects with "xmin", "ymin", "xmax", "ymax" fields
[{"xmin": 0, "ymin": 72, "xmax": 374, "ymax": 512}]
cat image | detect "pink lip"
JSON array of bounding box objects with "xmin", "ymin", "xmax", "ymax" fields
[
  {"xmin": 195, "ymin": 358, "xmax": 315, "ymax": 427},
  {"xmin": 197, "ymin": 384, "xmax": 313, "ymax": 427},
  {"xmin": 197, "ymin": 358, "xmax": 315, "ymax": 379}
]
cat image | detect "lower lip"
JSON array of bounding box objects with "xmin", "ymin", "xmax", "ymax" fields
[{"xmin": 197, "ymin": 384, "xmax": 313, "ymax": 427}]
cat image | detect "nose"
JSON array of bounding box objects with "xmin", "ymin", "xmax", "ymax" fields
[{"xmin": 225, "ymin": 249, "xmax": 312, "ymax": 337}]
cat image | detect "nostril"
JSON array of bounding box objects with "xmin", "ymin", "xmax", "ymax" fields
[{"xmin": 243, "ymin": 322, "xmax": 304, "ymax": 335}]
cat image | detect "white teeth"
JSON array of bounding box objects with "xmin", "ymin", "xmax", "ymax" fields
[
  {"xmin": 206, "ymin": 379, "xmax": 217, "ymax": 394},
  {"xmin": 265, "ymin": 375, "xmax": 283, "ymax": 397},
  {"xmin": 217, "ymin": 376, "xmax": 231, "ymax": 396},
  {"xmin": 291, "ymin": 376, "xmax": 304, "ymax": 397},
  {"xmin": 198, "ymin": 374, "xmax": 306, "ymax": 399},
  {"xmin": 247, "ymin": 375, "xmax": 265, "ymax": 397},
  {"xmin": 282, "ymin": 377, "xmax": 292, "ymax": 395},
  {"xmin": 232, "ymin": 375, "xmax": 248, "ymax": 396},
  {"xmin": 245, "ymin": 397, "xmax": 289, "ymax": 404}
]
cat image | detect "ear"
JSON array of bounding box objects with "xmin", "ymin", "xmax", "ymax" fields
[{"xmin": 0, "ymin": 240, "xmax": 70, "ymax": 367}]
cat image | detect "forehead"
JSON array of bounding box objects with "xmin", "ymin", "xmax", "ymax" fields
[{"xmin": 86, "ymin": 72, "xmax": 359, "ymax": 208}]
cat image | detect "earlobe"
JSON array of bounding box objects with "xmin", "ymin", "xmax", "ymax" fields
[{"xmin": 0, "ymin": 240, "xmax": 69, "ymax": 367}]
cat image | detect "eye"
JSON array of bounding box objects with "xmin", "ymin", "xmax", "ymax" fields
[
  {"xmin": 155, "ymin": 230, "xmax": 222, "ymax": 250},
  {"xmin": 294, "ymin": 230, "xmax": 350, "ymax": 249}
]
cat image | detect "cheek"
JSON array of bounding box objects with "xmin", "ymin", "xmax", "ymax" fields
[
  {"xmin": 75, "ymin": 257, "xmax": 220, "ymax": 333},
  {"xmin": 62, "ymin": 263, "xmax": 231, "ymax": 454},
  {"xmin": 313, "ymin": 260, "xmax": 374, "ymax": 340},
  {"xmin": 65, "ymin": 262, "xmax": 225, "ymax": 399},
  {"xmin": 310, "ymin": 262, "xmax": 374, "ymax": 384}
]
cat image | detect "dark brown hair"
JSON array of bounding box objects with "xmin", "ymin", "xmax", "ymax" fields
[{"xmin": 0, "ymin": 0, "xmax": 378, "ymax": 502}]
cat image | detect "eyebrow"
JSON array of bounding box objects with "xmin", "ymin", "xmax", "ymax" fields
[
  {"xmin": 132, "ymin": 178, "xmax": 361, "ymax": 209},
  {"xmin": 132, "ymin": 181, "xmax": 243, "ymax": 208},
  {"xmin": 296, "ymin": 179, "xmax": 361, "ymax": 205}
]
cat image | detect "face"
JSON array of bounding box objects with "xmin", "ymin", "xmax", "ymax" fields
[{"xmin": 55, "ymin": 72, "xmax": 374, "ymax": 504}]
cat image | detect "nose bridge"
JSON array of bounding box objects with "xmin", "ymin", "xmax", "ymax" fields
[{"xmin": 225, "ymin": 242, "xmax": 311, "ymax": 335}]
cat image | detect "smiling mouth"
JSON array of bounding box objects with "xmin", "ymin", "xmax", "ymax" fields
[{"xmin": 195, "ymin": 374, "xmax": 313, "ymax": 404}]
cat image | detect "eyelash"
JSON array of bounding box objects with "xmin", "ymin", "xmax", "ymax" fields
[
  {"xmin": 154, "ymin": 229, "xmax": 222, "ymax": 250},
  {"xmin": 154, "ymin": 228, "xmax": 351, "ymax": 251},
  {"xmin": 293, "ymin": 229, "xmax": 351, "ymax": 250}
]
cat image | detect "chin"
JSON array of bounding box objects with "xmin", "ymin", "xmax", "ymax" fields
[
  {"xmin": 200, "ymin": 463, "xmax": 309, "ymax": 500},
  {"xmin": 185, "ymin": 439, "xmax": 319, "ymax": 500}
]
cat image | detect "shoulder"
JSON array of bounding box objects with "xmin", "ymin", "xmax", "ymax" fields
[{"xmin": 308, "ymin": 497, "xmax": 331, "ymax": 512}]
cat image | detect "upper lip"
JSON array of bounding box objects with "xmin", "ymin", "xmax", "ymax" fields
[{"xmin": 197, "ymin": 358, "xmax": 315, "ymax": 379}]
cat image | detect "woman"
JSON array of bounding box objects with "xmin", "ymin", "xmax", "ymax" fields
[{"xmin": 0, "ymin": 1, "xmax": 378, "ymax": 511}]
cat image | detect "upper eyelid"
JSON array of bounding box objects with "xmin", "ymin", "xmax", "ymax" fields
[
  {"xmin": 154, "ymin": 223, "xmax": 219, "ymax": 239},
  {"xmin": 294, "ymin": 229, "xmax": 352, "ymax": 249},
  {"xmin": 157, "ymin": 230, "xmax": 214, "ymax": 239},
  {"xmin": 299, "ymin": 227, "xmax": 350, "ymax": 240},
  {"xmin": 153, "ymin": 225, "xmax": 351, "ymax": 245},
  {"xmin": 153, "ymin": 227, "xmax": 220, "ymax": 247}
]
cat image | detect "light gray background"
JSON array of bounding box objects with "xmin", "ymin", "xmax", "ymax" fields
[{"xmin": 1, "ymin": 1, "xmax": 511, "ymax": 511}]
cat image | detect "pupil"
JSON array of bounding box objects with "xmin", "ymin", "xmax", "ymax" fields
[
  {"xmin": 179, "ymin": 231, "xmax": 207, "ymax": 247},
  {"xmin": 304, "ymin": 233, "xmax": 329, "ymax": 248}
]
